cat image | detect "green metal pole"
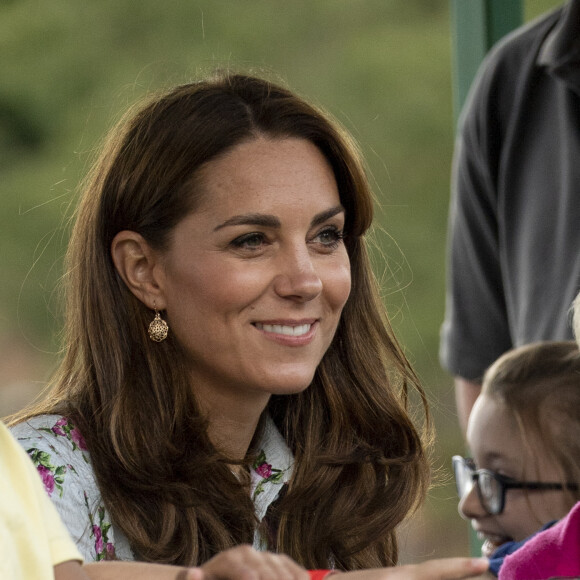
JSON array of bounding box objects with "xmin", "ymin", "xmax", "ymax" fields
[
  {"xmin": 449, "ymin": 0, "xmax": 523, "ymax": 556},
  {"xmin": 451, "ymin": 0, "xmax": 523, "ymax": 122}
]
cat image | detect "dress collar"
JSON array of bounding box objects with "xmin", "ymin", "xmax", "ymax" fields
[{"xmin": 250, "ymin": 414, "xmax": 293, "ymax": 522}]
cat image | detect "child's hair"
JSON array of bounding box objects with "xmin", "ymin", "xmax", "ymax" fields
[{"xmin": 481, "ymin": 341, "xmax": 580, "ymax": 505}]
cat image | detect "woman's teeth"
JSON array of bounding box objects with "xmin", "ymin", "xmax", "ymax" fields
[{"xmin": 255, "ymin": 323, "xmax": 311, "ymax": 336}]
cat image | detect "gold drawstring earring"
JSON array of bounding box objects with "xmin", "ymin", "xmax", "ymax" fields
[{"xmin": 148, "ymin": 303, "xmax": 168, "ymax": 342}]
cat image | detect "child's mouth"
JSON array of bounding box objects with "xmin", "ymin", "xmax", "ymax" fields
[{"xmin": 479, "ymin": 533, "xmax": 512, "ymax": 558}]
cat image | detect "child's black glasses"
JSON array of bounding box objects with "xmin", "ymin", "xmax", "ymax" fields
[{"xmin": 452, "ymin": 455, "xmax": 578, "ymax": 515}]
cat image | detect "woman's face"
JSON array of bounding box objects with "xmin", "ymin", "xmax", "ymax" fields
[
  {"xmin": 156, "ymin": 137, "xmax": 351, "ymax": 416},
  {"xmin": 461, "ymin": 393, "xmax": 571, "ymax": 557}
]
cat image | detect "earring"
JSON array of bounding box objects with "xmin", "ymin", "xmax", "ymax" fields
[{"xmin": 148, "ymin": 305, "xmax": 169, "ymax": 342}]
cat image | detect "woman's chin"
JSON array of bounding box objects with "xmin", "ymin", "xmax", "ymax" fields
[
  {"xmin": 265, "ymin": 370, "xmax": 317, "ymax": 396},
  {"xmin": 268, "ymin": 381, "xmax": 313, "ymax": 396}
]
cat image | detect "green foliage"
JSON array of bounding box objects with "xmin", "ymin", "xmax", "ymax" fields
[{"xmin": 0, "ymin": 0, "xmax": 454, "ymax": 357}]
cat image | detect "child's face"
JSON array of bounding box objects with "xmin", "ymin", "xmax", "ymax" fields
[{"xmin": 461, "ymin": 393, "xmax": 571, "ymax": 557}]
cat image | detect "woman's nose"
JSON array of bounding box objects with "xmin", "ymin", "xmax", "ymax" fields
[
  {"xmin": 273, "ymin": 248, "xmax": 323, "ymax": 301},
  {"xmin": 458, "ymin": 484, "xmax": 487, "ymax": 521}
]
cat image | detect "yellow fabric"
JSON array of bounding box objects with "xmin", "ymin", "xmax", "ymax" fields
[{"xmin": 0, "ymin": 421, "xmax": 82, "ymax": 579}]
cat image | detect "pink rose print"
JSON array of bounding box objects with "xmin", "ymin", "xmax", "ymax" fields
[
  {"xmin": 93, "ymin": 525, "xmax": 104, "ymax": 554},
  {"xmin": 255, "ymin": 462, "xmax": 273, "ymax": 478},
  {"xmin": 106, "ymin": 543, "xmax": 116, "ymax": 559},
  {"xmin": 52, "ymin": 417, "xmax": 67, "ymax": 437},
  {"xmin": 88, "ymin": 502, "xmax": 115, "ymax": 561},
  {"xmin": 27, "ymin": 449, "xmax": 66, "ymax": 497},
  {"xmin": 70, "ymin": 427, "xmax": 88, "ymax": 451},
  {"xmin": 41, "ymin": 417, "xmax": 89, "ymax": 457},
  {"xmin": 251, "ymin": 450, "xmax": 284, "ymax": 499},
  {"xmin": 37, "ymin": 465, "xmax": 55, "ymax": 496}
]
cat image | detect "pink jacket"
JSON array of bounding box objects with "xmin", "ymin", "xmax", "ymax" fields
[{"xmin": 499, "ymin": 501, "xmax": 580, "ymax": 579}]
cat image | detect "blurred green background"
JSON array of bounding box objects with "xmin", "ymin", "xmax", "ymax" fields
[{"xmin": 0, "ymin": 0, "xmax": 563, "ymax": 563}]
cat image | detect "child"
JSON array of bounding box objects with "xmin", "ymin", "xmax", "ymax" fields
[
  {"xmin": 495, "ymin": 291, "xmax": 580, "ymax": 580},
  {"xmin": 453, "ymin": 339, "xmax": 580, "ymax": 577}
]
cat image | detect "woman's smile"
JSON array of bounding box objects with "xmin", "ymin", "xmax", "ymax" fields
[{"xmin": 253, "ymin": 320, "xmax": 318, "ymax": 344}]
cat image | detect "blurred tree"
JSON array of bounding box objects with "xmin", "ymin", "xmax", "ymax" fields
[{"xmin": 0, "ymin": 94, "xmax": 47, "ymax": 163}]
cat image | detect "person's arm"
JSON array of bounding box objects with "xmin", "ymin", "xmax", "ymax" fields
[
  {"xmin": 56, "ymin": 546, "xmax": 309, "ymax": 580},
  {"xmin": 339, "ymin": 558, "xmax": 489, "ymax": 579},
  {"xmin": 55, "ymin": 560, "xmax": 194, "ymax": 580},
  {"xmin": 455, "ymin": 377, "xmax": 482, "ymax": 439},
  {"xmin": 54, "ymin": 560, "xmax": 90, "ymax": 580},
  {"xmin": 82, "ymin": 562, "xmax": 195, "ymax": 580},
  {"xmin": 440, "ymin": 43, "xmax": 513, "ymax": 423},
  {"xmin": 56, "ymin": 552, "xmax": 488, "ymax": 580}
]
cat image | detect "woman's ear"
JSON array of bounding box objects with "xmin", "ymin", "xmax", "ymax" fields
[{"xmin": 111, "ymin": 231, "xmax": 166, "ymax": 310}]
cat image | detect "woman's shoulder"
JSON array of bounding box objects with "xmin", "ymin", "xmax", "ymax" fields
[
  {"xmin": 9, "ymin": 414, "xmax": 131, "ymax": 561},
  {"xmin": 10, "ymin": 414, "xmax": 90, "ymax": 464},
  {"xmin": 11, "ymin": 413, "xmax": 64, "ymax": 432}
]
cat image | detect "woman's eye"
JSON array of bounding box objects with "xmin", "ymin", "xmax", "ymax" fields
[
  {"xmin": 315, "ymin": 227, "xmax": 344, "ymax": 248},
  {"xmin": 230, "ymin": 232, "xmax": 266, "ymax": 250}
]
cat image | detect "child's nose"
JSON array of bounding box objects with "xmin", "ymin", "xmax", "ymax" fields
[{"xmin": 458, "ymin": 484, "xmax": 487, "ymax": 520}]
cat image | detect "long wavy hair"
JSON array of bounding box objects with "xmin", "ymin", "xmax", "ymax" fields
[
  {"xmin": 482, "ymin": 340, "xmax": 580, "ymax": 508},
  {"xmin": 12, "ymin": 72, "xmax": 430, "ymax": 569}
]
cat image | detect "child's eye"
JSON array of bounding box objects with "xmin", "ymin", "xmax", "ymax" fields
[
  {"xmin": 230, "ymin": 232, "xmax": 266, "ymax": 250},
  {"xmin": 314, "ymin": 226, "xmax": 345, "ymax": 249}
]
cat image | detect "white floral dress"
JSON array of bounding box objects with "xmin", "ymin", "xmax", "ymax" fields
[{"xmin": 10, "ymin": 414, "xmax": 293, "ymax": 562}]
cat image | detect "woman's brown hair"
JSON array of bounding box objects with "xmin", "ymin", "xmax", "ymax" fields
[
  {"xmin": 482, "ymin": 340, "xmax": 580, "ymax": 508},
  {"xmin": 11, "ymin": 72, "xmax": 430, "ymax": 569}
]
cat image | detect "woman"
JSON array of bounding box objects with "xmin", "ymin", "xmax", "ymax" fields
[{"xmin": 10, "ymin": 72, "xmax": 486, "ymax": 579}]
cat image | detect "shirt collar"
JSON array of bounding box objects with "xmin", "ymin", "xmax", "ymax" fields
[
  {"xmin": 250, "ymin": 415, "xmax": 293, "ymax": 522},
  {"xmin": 537, "ymin": 0, "xmax": 580, "ymax": 86}
]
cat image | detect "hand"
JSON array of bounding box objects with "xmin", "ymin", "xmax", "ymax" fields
[
  {"xmin": 339, "ymin": 558, "xmax": 489, "ymax": 580},
  {"xmin": 184, "ymin": 545, "xmax": 309, "ymax": 580}
]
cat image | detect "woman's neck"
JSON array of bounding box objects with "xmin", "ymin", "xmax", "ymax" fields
[
  {"xmin": 208, "ymin": 413, "xmax": 262, "ymax": 460},
  {"xmin": 190, "ymin": 376, "xmax": 271, "ymax": 460}
]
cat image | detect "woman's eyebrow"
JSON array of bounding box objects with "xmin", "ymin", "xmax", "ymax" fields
[
  {"xmin": 214, "ymin": 214, "xmax": 281, "ymax": 231},
  {"xmin": 214, "ymin": 205, "xmax": 345, "ymax": 232},
  {"xmin": 311, "ymin": 205, "xmax": 345, "ymax": 227}
]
